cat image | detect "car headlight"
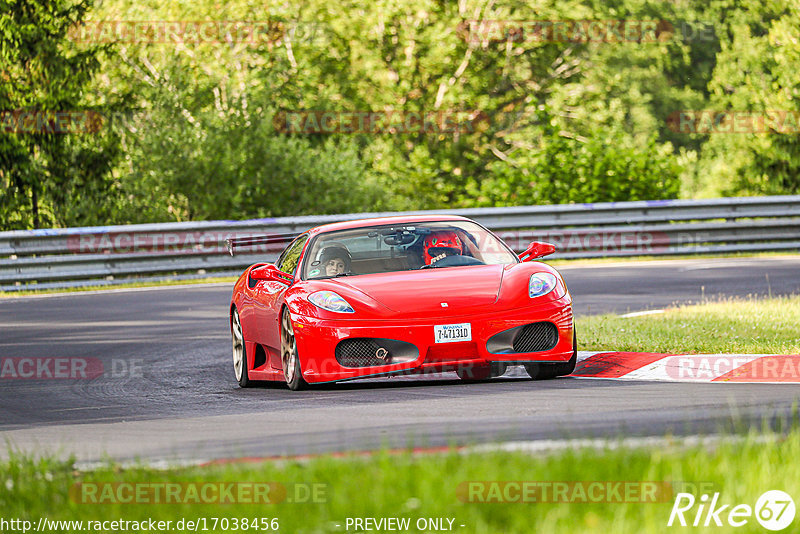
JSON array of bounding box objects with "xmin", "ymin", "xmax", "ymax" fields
[
  {"xmin": 529, "ymin": 272, "xmax": 558, "ymax": 298},
  {"xmin": 308, "ymin": 291, "xmax": 355, "ymax": 313}
]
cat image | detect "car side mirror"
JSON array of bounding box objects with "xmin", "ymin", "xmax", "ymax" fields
[
  {"xmin": 519, "ymin": 241, "xmax": 556, "ymax": 262},
  {"xmin": 250, "ymin": 264, "xmax": 291, "ymax": 283}
]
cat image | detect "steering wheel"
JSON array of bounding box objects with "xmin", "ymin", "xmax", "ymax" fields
[{"xmin": 420, "ymin": 255, "xmax": 485, "ymax": 269}]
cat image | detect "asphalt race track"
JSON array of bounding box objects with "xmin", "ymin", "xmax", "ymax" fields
[{"xmin": 1, "ymin": 257, "xmax": 799, "ymax": 463}]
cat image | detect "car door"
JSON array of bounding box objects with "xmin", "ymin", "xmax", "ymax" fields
[{"xmin": 251, "ymin": 233, "xmax": 308, "ymax": 368}]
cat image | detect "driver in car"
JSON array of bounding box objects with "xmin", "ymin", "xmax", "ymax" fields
[
  {"xmin": 422, "ymin": 231, "xmax": 463, "ymax": 266},
  {"xmin": 315, "ymin": 246, "xmax": 352, "ymax": 277}
]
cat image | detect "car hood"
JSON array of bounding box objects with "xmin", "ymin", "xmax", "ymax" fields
[{"xmin": 335, "ymin": 264, "xmax": 505, "ymax": 315}]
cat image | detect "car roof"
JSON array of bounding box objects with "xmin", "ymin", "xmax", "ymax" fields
[{"xmin": 308, "ymin": 214, "xmax": 472, "ymax": 236}]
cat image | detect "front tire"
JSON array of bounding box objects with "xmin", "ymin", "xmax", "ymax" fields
[
  {"xmin": 525, "ymin": 330, "xmax": 577, "ymax": 380},
  {"xmin": 280, "ymin": 308, "xmax": 307, "ymax": 391},
  {"xmin": 232, "ymin": 308, "xmax": 253, "ymax": 388}
]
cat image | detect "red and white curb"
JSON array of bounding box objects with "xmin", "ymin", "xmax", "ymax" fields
[{"xmin": 572, "ymin": 351, "xmax": 800, "ymax": 383}]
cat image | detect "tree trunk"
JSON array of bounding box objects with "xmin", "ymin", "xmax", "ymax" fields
[{"xmin": 32, "ymin": 187, "xmax": 40, "ymax": 229}]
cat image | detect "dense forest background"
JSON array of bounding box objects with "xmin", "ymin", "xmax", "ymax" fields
[{"xmin": 1, "ymin": 0, "xmax": 798, "ymax": 230}]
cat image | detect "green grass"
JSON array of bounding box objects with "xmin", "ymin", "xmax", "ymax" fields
[
  {"xmin": 2, "ymin": 427, "xmax": 799, "ymax": 533},
  {"xmin": 577, "ymin": 295, "xmax": 800, "ymax": 354}
]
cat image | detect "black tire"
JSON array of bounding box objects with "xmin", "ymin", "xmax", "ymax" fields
[
  {"xmin": 490, "ymin": 362, "xmax": 508, "ymax": 377},
  {"xmin": 525, "ymin": 330, "xmax": 577, "ymax": 380},
  {"xmin": 280, "ymin": 308, "xmax": 307, "ymax": 391},
  {"xmin": 231, "ymin": 308, "xmax": 254, "ymax": 388},
  {"xmin": 456, "ymin": 362, "xmax": 507, "ymax": 381}
]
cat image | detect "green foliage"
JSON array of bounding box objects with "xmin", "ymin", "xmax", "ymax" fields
[
  {"xmin": 690, "ymin": 1, "xmax": 800, "ymax": 197},
  {"xmin": 113, "ymin": 109, "xmax": 382, "ymax": 222},
  {"xmin": 2, "ymin": 0, "xmax": 798, "ymax": 229},
  {"xmin": 472, "ymin": 129, "xmax": 681, "ymax": 206}
]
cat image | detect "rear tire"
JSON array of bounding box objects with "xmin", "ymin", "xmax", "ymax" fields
[
  {"xmin": 280, "ymin": 308, "xmax": 307, "ymax": 391},
  {"xmin": 232, "ymin": 308, "xmax": 253, "ymax": 388},
  {"xmin": 525, "ymin": 330, "xmax": 577, "ymax": 380}
]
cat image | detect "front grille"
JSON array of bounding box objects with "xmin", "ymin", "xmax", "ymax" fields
[
  {"xmin": 512, "ymin": 322, "xmax": 558, "ymax": 353},
  {"xmin": 335, "ymin": 338, "xmax": 393, "ymax": 368}
]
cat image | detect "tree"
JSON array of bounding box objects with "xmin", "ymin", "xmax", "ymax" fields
[
  {"xmin": 0, "ymin": 0, "xmax": 119, "ymax": 229},
  {"xmin": 692, "ymin": 0, "xmax": 800, "ymax": 196}
]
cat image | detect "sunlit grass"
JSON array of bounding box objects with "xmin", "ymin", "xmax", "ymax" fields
[{"xmin": 577, "ymin": 295, "xmax": 800, "ymax": 354}]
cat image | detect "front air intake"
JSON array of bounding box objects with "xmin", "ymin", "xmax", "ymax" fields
[
  {"xmin": 335, "ymin": 338, "xmax": 419, "ymax": 368},
  {"xmin": 486, "ymin": 322, "xmax": 559, "ymax": 354},
  {"xmin": 512, "ymin": 322, "xmax": 559, "ymax": 353}
]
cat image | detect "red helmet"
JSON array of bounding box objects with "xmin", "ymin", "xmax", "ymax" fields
[{"xmin": 423, "ymin": 230, "xmax": 463, "ymax": 265}]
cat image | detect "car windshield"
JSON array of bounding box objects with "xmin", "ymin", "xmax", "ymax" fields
[{"xmin": 301, "ymin": 221, "xmax": 518, "ymax": 279}]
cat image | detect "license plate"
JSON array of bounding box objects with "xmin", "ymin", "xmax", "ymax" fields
[{"xmin": 434, "ymin": 323, "xmax": 472, "ymax": 344}]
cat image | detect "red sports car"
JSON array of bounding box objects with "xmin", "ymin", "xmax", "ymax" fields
[{"xmin": 228, "ymin": 215, "xmax": 575, "ymax": 390}]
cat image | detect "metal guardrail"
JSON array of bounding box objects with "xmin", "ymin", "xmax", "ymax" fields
[{"xmin": 1, "ymin": 195, "xmax": 799, "ymax": 291}]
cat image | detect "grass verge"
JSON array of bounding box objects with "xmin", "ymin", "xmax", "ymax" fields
[
  {"xmin": 2, "ymin": 427, "xmax": 799, "ymax": 533},
  {"xmin": 577, "ymin": 295, "xmax": 800, "ymax": 354}
]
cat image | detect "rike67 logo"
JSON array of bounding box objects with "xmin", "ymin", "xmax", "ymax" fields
[{"xmin": 668, "ymin": 490, "xmax": 795, "ymax": 531}]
